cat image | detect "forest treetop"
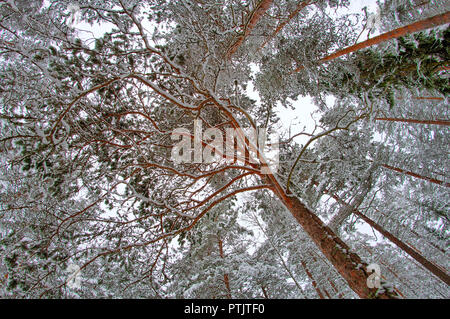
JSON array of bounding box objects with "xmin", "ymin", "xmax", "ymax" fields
[{"xmin": 0, "ymin": 0, "xmax": 448, "ymax": 299}]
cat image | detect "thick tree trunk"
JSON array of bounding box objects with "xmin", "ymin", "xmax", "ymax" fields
[
  {"xmin": 293, "ymin": 11, "xmax": 450, "ymax": 72},
  {"xmin": 227, "ymin": 0, "xmax": 274, "ymax": 59},
  {"xmin": 381, "ymin": 163, "xmax": 450, "ymax": 187},
  {"xmin": 375, "ymin": 117, "xmax": 450, "ymax": 126},
  {"xmin": 264, "ymin": 174, "xmax": 398, "ymax": 298},
  {"xmin": 327, "ymin": 191, "xmax": 450, "ymax": 286},
  {"xmin": 283, "ymin": 194, "xmax": 395, "ymax": 298}
]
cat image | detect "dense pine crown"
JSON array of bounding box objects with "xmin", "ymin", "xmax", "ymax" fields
[{"xmin": 0, "ymin": 0, "xmax": 448, "ymax": 298}]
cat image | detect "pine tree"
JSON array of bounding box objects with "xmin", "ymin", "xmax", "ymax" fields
[{"xmin": 0, "ymin": 0, "xmax": 448, "ymax": 299}]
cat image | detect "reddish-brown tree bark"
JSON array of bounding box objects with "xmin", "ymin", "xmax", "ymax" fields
[
  {"xmin": 308, "ymin": 252, "xmax": 343, "ymax": 298},
  {"xmin": 375, "ymin": 117, "xmax": 450, "ymax": 126},
  {"xmin": 414, "ymin": 96, "xmax": 444, "ymax": 101},
  {"xmin": 372, "ymin": 208, "xmax": 446, "ymax": 255},
  {"xmin": 327, "ymin": 278, "xmax": 344, "ymax": 299},
  {"xmin": 227, "ymin": 0, "xmax": 274, "ymax": 59},
  {"xmin": 263, "ymin": 173, "xmax": 398, "ymax": 298},
  {"xmin": 218, "ymin": 237, "xmax": 232, "ymax": 299},
  {"xmin": 293, "ymin": 11, "xmax": 450, "ymax": 72},
  {"xmin": 301, "ymin": 259, "xmax": 325, "ymax": 298},
  {"xmin": 310, "ymin": 252, "xmax": 344, "ymax": 299}
]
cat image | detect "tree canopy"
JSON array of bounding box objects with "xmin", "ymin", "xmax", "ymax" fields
[{"xmin": 0, "ymin": 0, "xmax": 448, "ymax": 299}]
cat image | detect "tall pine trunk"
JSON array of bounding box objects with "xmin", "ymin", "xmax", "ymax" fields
[
  {"xmin": 375, "ymin": 117, "xmax": 450, "ymax": 126},
  {"xmin": 218, "ymin": 237, "xmax": 232, "ymax": 298},
  {"xmin": 263, "ymin": 174, "xmax": 398, "ymax": 298},
  {"xmin": 414, "ymin": 96, "xmax": 444, "ymax": 101}
]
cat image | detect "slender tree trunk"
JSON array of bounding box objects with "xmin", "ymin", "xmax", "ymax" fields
[
  {"xmin": 218, "ymin": 237, "xmax": 232, "ymax": 299},
  {"xmin": 326, "ymin": 191, "xmax": 450, "ymax": 286},
  {"xmin": 322, "ymin": 288, "xmax": 332, "ymax": 298},
  {"xmin": 375, "ymin": 117, "xmax": 450, "ymax": 126},
  {"xmin": 393, "ymin": 95, "xmax": 444, "ymax": 101},
  {"xmin": 293, "ymin": 11, "xmax": 450, "ymax": 72},
  {"xmin": 408, "ymin": 226, "xmax": 446, "ymax": 254},
  {"xmin": 250, "ymin": 209, "xmax": 306, "ymax": 297},
  {"xmin": 227, "ymin": 0, "xmax": 274, "ymax": 59},
  {"xmin": 263, "ymin": 174, "xmax": 398, "ymax": 298},
  {"xmin": 381, "ymin": 163, "xmax": 450, "ymax": 187},
  {"xmin": 378, "ymin": 262, "xmax": 406, "ymax": 298},
  {"xmin": 414, "ymin": 96, "xmax": 444, "ymax": 101},
  {"xmin": 300, "ymin": 260, "xmax": 325, "ymax": 299},
  {"xmin": 373, "ymin": 208, "xmax": 447, "ymax": 255},
  {"xmin": 327, "ymin": 278, "xmax": 344, "ymax": 299},
  {"xmin": 258, "ymin": 1, "xmax": 311, "ymax": 51},
  {"xmin": 309, "ymin": 252, "xmax": 344, "ymax": 298},
  {"xmin": 362, "ymin": 242, "xmax": 445, "ymax": 297},
  {"xmin": 261, "ymin": 285, "xmax": 269, "ymax": 299}
]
